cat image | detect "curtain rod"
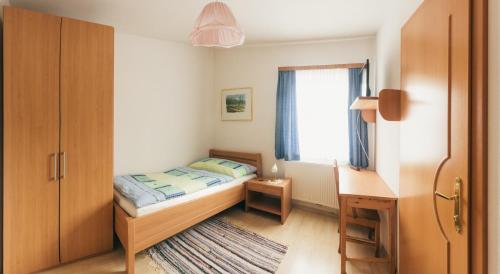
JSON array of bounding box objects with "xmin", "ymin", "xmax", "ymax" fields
[{"xmin": 278, "ymin": 63, "xmax": 365, "ymax": 71}]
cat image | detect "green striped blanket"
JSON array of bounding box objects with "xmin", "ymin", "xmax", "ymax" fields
[{"xmin": 114, "ymin": 167, "xmax": 234, "ymax": 208}]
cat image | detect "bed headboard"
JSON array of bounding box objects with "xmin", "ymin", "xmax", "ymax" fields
[{"xmin": 209, "ymin": 149, "xmax": 263, "ymax": 177}]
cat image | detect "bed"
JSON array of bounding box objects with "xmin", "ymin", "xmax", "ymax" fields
[{"xmin": 114, "ymin": 149, "xmax": 262, "ymax": 274}]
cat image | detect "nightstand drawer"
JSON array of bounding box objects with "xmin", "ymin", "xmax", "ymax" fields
[{"xmin": 247, "ymin": 182, "xmax": 282, "ymax": 196}]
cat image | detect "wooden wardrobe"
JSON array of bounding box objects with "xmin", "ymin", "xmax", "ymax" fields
[{"xmin": 3, "ymin": 6, "xmax": 114, "ymax": 273}]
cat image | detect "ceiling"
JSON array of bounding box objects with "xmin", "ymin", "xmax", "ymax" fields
[{"xmin": 9, "ymin": 0, "xmax": 419, "ymax": 44}]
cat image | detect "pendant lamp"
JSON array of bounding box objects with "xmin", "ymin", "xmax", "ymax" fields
[{"xmin": 190, "ymin": 1, "xmax": 245, "ymax": 48}]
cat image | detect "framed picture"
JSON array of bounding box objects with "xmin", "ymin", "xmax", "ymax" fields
[{"xmin": 221, "ymin": 87, "xmax": 253, "ymax": 121}]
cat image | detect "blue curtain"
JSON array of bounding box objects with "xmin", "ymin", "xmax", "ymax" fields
[
  {"xmin": 275, "ymin": 71, "xmax": 300, "ymax": 161},
  {"xmin": 348, "ymin": 68, "xmax": 369, "ymax": 168}
]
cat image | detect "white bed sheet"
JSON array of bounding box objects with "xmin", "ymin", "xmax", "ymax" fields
[{"xmin": 114, "ymin": 174, "xmax": 256, "ymax": 217}]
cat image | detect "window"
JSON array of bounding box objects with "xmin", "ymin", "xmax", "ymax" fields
[{"xmin": 295, "ymin": 69, "xmax": 349, "ymax": 164}]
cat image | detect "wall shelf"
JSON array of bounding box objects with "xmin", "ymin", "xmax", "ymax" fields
[{"xmin": 350, "ymin": 89, "xmax": 401, "ymax": 123}]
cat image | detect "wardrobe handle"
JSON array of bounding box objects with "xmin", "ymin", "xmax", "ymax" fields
[
  {"xmin": 60, "ymin": 152, "xmax": 66, "ymax": 179},
  {"xmin": 49, "ymin": 153, "xmax": 58, "ymax": 181}
]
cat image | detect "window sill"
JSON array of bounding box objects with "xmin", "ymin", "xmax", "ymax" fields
[{"xmin": 284, "ymin": 159, "xmax": 345, "ymax": 167}]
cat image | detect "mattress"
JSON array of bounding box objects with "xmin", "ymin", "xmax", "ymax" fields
[{"xmin": 114, "ymin": 174, "xmax": 256, "ymax": 217}]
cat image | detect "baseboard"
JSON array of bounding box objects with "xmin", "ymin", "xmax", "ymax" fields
[{"xmin": 292, "ymin": 199, "xmax": 338, "ymax": 217}]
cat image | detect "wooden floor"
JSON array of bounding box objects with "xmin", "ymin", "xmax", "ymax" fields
[{"xmin": 41, "ymin": 205, "xmax": 390, "ymax": 274}]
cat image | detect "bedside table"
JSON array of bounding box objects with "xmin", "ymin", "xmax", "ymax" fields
[{"xmin": 245, "ymin": 178, "xmax": 292, "ymax": 224}]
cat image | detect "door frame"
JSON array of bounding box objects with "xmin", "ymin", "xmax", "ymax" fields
[{"xmin": 471, "ymin": 0, "xmax": 488, "ymax": 273}]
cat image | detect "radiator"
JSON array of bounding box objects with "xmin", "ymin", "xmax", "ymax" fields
[{"xmin": 284, "ymin": 161, "xmax": 338, "ymax": 209}]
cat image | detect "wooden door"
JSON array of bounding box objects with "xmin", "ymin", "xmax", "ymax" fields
[
  {"xmin": 3, "ymin": 7, "xmax": 61, "ymax": 273},
  {"xmin": 59, "ymin": 18, "xmax": 114, "ymax": 262},
  {"xmin": 399, "ymin": 0, "xmax": 470, "ymax": 273}
]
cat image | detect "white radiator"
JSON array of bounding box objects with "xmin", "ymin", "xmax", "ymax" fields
[{"xmin": 284, "ymin": 161, "xmax": 338, "ymax": 209}]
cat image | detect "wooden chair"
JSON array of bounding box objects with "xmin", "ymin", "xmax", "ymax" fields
[{"xmin": 334, "ymin": 160, "xmax": 380, "ymax": 257}]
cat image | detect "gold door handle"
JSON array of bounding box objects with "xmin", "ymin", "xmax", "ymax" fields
[
  {"xmin": 49, "ymin": 153, "xmax": 58, "ymax": 181},
  {"xmin": 59, "ymin": 152, "xmax": 66, "ymax": 179},
  {"xmin": 434, "ymin": 177, "xmax": 462, "ymax": 233},
  {"xmin": 434, "ymin": 191, "xmax": 455, "ymax": 200}
]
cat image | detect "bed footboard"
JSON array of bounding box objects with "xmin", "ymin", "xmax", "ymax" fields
[{"xmin": 114, "ymin": 183, "xmax": 246, "ymax": 274}]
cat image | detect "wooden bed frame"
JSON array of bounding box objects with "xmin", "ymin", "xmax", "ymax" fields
[{"xmin": 114, "ymin": 149, "xmax": 262, "ymax": 274}]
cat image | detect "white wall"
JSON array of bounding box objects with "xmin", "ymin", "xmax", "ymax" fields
[
  {"xmin": 375, "ymin": 0, "xmax": 422, "ymax": 195},
  {"xmin": 114, "ymin": 33, "xmax": 215, "ymax": 175},
  {"xmin": 488, "ymin": 0, "xmax": 499, "ymax": 271},
  {"xmin": 374, "ymin": 0, "xmax": 421, "ymax": 267},
  {"xmin": 213, "ymin": 38, "xmax": 376, "ymax": 177},
  {"xmin": 374, "ymin": 21, "xmax": 401, "ymax": 196}
]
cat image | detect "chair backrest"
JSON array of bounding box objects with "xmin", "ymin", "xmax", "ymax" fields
[{"xmin": 333, "ymin": 160, "xmax": 340, "ymax": 205}]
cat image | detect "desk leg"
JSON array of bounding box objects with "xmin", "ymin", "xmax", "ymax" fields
[
  {"xmin": 340, "ymin": 197, "xmax": 347, "ymax": 274},
  {"xmin": 388, "ymin": 201, "xmax": 396, "ymax": 274}
]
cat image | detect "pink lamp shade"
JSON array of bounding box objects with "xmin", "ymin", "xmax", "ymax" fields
[{"xmin": 190, "ymin": 1, "xmax": 245, "ymax": 48}]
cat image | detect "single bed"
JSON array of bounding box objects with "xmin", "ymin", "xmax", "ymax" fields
[{"xmin": 114, "ymin": 149, "xmax": 262, "ymax": 274}]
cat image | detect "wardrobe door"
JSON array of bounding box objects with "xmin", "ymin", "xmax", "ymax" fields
[
  {"xmin": 3, "ymin": 7, "xmax": 61, "ymax": 274},
  {"xmin": 59, "ymin": 18, "xmax": 114, "ymax": 262}
]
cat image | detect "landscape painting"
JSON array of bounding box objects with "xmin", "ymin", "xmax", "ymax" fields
[
  {"xmin": 221, "ymin": 88, "xmax": 253, "ymax": 121},
  {"xmin": 226, "ymin": 94, "xmax": 246, "ymax": 113}
]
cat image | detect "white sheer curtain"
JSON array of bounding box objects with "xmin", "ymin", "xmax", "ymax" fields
[{"xmin": 295, "ymin": 68, "xmax": 349, "ymax": 164}]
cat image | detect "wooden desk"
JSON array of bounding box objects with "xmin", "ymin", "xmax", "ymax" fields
[{"xmin": 338, "ymin": 166, "xmax": 397, "ymax": 274}]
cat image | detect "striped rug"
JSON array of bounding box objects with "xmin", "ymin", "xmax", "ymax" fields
[{"xmin": 147, "ymin": 218, "xmax": 288, "ymax": 274}]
